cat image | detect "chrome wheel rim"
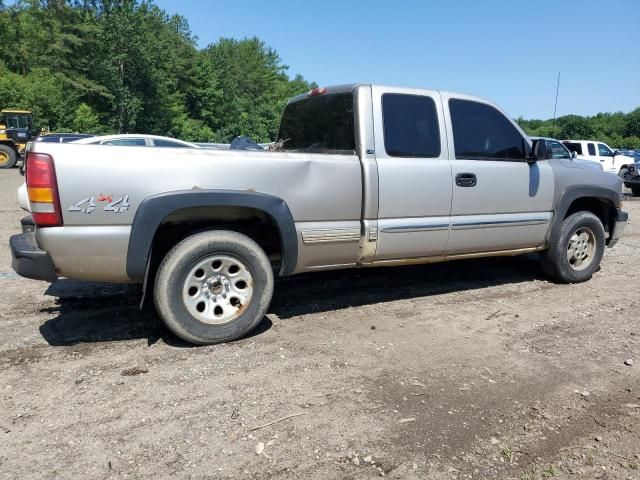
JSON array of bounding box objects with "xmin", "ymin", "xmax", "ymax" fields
[
  {"xmin": 566, "ymin": 227, "xmax": 596, "ymax": 271},
  {"xmin": 182, "ymin": 254, "xmax": 254, "ymax": 324}
]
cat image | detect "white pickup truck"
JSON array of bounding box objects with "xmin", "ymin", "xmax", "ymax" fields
[
  {"xmin": 11, "ymin": 84, "xmax": 628, "ymax": 345},
  {"xmin": 562, "ymin": 140, "xmax": 635, "ymax": 175}
]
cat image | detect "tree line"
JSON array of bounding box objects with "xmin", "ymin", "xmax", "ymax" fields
[
  {"xmin": 0, "ymin": 0, "xmax": 314, "ymax": 142},
  {"xmin": 517, "ymin": 110, "xmax": 640, "ymax": 150},
  {"xmin": 1, "ymin": 1, "xmax": 638, "ymax": 147}
]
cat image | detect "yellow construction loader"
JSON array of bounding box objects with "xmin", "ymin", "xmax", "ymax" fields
[{"xmin": 0, "ymin": 109, "xmax": 36, "ymax": 168}]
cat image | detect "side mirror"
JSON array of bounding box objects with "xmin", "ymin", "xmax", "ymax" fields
[
  {"xmin": 613, "ymin": 150, "xmax": 620, "ymax": 156},
  {"xmin": 530, "ymin": 139, "xmax": 547, "ymax": 163},
  {"xmin": 571, "ymin": 151, "xmax": 577, "ymax": 159}
]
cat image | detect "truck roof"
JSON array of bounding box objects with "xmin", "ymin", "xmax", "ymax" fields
[{"xmin": 287, "ymin": 83, "xmax": 495, "ymax": 108}]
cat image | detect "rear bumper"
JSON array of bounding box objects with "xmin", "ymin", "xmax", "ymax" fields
[
  {"xmin": 608, "ymin": 208, "xmax": 628, "ymax": 248},
  {"xmin": 10, "ymin": 232, "xmax": 57, "ymax": 282}
]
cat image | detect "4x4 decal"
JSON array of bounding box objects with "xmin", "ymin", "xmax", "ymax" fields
[{"xmin": 68, "ymin": 194, "xmax": 130, "ymax": 214}]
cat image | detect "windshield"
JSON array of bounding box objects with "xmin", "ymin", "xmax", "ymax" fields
[
  {"xmin": 277, "ymin": 93, "xmax": 355, "ymax": 153},
  {"xmin": 3, "ymin": 113, "xmax": 32, "ymax": 130}
]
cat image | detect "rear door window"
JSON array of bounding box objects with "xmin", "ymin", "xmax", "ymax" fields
[
  {"xmin": 382, "ymin": 94, "xmax": 441, "ymax": 157},
  {"xmin": 277, "ymin": 92, "xmax": 355, "ymax": 153},
  {"xmin": 449, "ymin": 99, "xmax": 526, "ymax": 161},
  {"xmin": 587, "ymin": 143, "xmax": 596, "ymax": 156}
]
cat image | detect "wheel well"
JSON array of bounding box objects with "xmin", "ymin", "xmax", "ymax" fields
[
  {"xmin": 564, "ymin": 197, "xmax": 616, "ymax": 236},
  {"xmin": 148, "ymin": 206, "xmax": 283, "ymax": 277}
]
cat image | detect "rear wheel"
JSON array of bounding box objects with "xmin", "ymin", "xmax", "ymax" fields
[
  {"xmin": 0, "ymin": 145, "xmax": 17, "ymax": 169},
  {"xmin": 154, "ymin": 230, "xmax": 274, "ymax": 345},
  {"xmin": 540, "ymin": 211, "xmax": 605, "ymax": 283},
  {"xmin": 631, "ymin": 185, "xmax": 640, "ymax": 196}
]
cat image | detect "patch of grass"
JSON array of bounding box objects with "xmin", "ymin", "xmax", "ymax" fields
[
  {"xmin": 502, "ymin": 446, "xmax": 514, "ymax": 463},
  {"xmin": 541, "ymin": 465, "xmax": 556, "ymax": 478}
]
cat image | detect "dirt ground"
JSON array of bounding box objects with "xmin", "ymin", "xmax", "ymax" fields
[{"xmin": 0, "ymin": 169, "xmax": 639, "ymax": 480}]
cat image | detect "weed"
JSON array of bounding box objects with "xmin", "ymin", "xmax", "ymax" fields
[{"xmin": 502, "ymin": 446, "xmax": 514, "ymax": 463}]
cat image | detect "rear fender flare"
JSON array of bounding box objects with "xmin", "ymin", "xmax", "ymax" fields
[{"xmin": 126, "ymin": 189, "xmax": 298, "ymax": 282}]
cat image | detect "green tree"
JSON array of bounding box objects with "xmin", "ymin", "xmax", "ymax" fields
[
  {"xmin": 72, "ymin": 103, "xmax": 102, "ymax": 133},
  {"xmin": 623, "ymin": 108, "xmax": 640, "ymax": 138}
]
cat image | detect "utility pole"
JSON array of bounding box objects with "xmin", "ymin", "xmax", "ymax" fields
[{"xmin": 552, "ymin": 72, "xmax": 560, "ymax": 133}]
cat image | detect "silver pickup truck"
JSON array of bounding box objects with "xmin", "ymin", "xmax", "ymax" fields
[{"xmin": 10, "ymin": 84, "xmax": 628, "ymax": 345}]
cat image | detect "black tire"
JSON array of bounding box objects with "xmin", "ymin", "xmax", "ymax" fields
[
  {"xmin": 154, "ymin": 230, "xmax": 274, "ymax": 345},
  {"xmin": 540, "ymin": 211, "xmax": 605, "ymax": 284},
  {"xmin": 618, "ymin": 167, "xmax": 628, "ymax": 179},
  {"xmin": 0, "ymin": 144, "xmax": 17, "ymax": 169},
  {"xmin": 631, "ymin": 185, "xmax": 640, "ymax": 197}
]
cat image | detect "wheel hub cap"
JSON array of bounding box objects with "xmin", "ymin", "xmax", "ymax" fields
[
  {"xmin": 204, "ymin": 275, "xmax": 228, "ymax": 297},
  {"xmin": 182, "ymin": 255, "xmax": 254, "ymax": 325},
  {"xmin": 567, "ymin": 227, "xmax": 596, "ymax": 271}
]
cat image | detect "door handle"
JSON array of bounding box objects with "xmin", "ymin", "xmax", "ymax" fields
[{"xmin": 455, "ymin": 173, "xmax": 477, "ymax": 187}]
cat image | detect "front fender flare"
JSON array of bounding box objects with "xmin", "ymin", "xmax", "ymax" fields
[
  {"xmin": 547, "ymin": 185, "xmax": 622, "ymax": 244},
  {"xmin": 126, "ymin": 189, "xmax": 298, "ymax": 282}
]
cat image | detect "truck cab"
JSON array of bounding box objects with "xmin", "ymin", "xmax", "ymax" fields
[{"xmin": 562, "ymin": 139, "xmax": 634, "ymax": 175}]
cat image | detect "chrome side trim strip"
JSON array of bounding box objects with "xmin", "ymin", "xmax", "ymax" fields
[
  {"xmin": 381, "ymin": 223, "xmax": 449, "ymax": 234},
  {"xmin": 451, "ymin": 218, "xmax": 550, "ymax": 230},
  {"xmin": 450, "ymin": 211, "xmax": 553, "ymax": 231},
  {"xmin": 302, "ymin": 228, "xmax": 361, "ymax": 244},
  {"xmin": 378, "ymin": 216, "xmax": 450, "ymax": 235}
]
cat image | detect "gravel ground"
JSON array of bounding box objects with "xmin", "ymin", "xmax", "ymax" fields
[{"xmin": 0, "ymin": 168, "xmax": 639, "ymax": 480}]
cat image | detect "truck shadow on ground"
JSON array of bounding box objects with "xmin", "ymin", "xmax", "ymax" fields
[
  {"xmin": 38, "ymin": 254, "xmax": 545, "ymax": 347},
  {"xmin": 269, "ymin": 254, "xmax": 544, "ymax": 318}
]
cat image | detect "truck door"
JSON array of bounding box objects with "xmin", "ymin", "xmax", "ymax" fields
[
  {"xmin": 597, "ymin": 143, "xmax": 615, "ymax": 173},
  {"xmin": 442, "ymin": 94, "xmax": 554, "ymax": 254},
  {"xmin": 371, "ymin": 87, "xmax": 452, "ymax": 261}
]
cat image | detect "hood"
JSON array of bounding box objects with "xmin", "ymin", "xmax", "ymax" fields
[{"xmin": 558, "ymin": 158, "xmax": 603, "ymax": 171}]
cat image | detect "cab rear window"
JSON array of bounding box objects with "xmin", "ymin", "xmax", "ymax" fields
[
  {"xmin": 277, "ymin": 93, "xmax": 355, "ymax": 153},
  {"xmin": 563, "ymin": 142, "xmax": 582, "ymax": 155}
]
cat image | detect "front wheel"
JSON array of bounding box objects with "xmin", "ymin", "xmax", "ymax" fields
[
  {"xmin": 631, "ymin": 185, "xmax": 640, "ymax": 196},
  {"xmin": 154, "ymin": 230, "xmax": 274, "ymax": 345},
  {"xmin": 540, "ymin": 211, "xmax": 605, "ymax": 283}
]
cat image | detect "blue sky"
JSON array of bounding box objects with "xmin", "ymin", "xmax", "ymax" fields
[{"xmin": 153, "ymin": 0, "xmax": 639, "ymax": 119}]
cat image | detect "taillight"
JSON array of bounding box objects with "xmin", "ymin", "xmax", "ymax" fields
[{"xmin": 26, "ymin": 152, "xmax": 63, "ymax": 227}]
